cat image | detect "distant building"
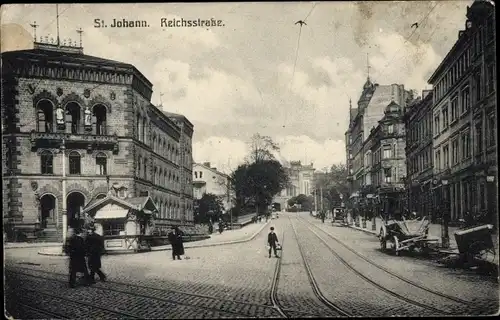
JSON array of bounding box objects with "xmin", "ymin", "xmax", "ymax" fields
[
  {"xmin": 403, "ymin": 91, "xmax": 435, "ymax": 220},
  {"xmin": 345, "ymin": 75, "xmax": 413, "ymax": 211},
  {"xmin": 365, "ymin": 101, "xmax": 407, "ymax": 217},
  {"xmin": 192, "ymin": 162, "xmax": 232, "ymax": 211},
  {"xmin": 2, "ymin": 37, "xmax": 194, "ymax": 241},
  {"xmin": 273, "ymin": 160, "xmax": 315, "ymax": 211},
  {"xmin": 427, "ymin": 0, "xmax": 496, "ymax": 226}
]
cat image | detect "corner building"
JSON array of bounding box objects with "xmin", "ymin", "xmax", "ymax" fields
[{"xmin": 2, "ymin": 40, "xmax": 194, "ymax": 241}]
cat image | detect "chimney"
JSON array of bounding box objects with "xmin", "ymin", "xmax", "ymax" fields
[{"xmin": 203, "ymin": 162, "xmax": 210, "ymax": 167}]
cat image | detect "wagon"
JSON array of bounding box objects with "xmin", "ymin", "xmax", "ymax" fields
[
  {"xmin": 378, "ymin": 216, "xmax": 439, "ymax": 255},
  {"xmin": 454, "ymin": 224, "xmax": 496, "ymax": 264}
]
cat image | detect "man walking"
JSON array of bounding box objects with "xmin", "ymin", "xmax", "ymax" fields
[
  {"xmin": 267, "ymin": 227, "xmax": 280, "ymax": 258},
  {"xmin": 168, "ymin": 226, "xmax": 185, "ymax": 260},
  {"xmin": 64, "ymin": 228, "xmax": 92, "ymax": 288},
  {"xmin": 85, "ymin": 226, "xmax": 107, "ymax": 283}
]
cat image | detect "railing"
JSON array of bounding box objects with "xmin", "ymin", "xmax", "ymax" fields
[{"xmin": 31, "ymin": 125, "xmax": 118, "ymax": 145}]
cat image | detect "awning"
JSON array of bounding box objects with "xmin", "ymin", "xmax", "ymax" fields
[{"xmin": 94, "ymin": 209, "xmax": 129, "ymax": 220}]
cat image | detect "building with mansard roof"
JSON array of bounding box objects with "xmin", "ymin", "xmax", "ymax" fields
[{"xmin": 2, "ymin": 37, "xmax": 194, "ymax": 242}]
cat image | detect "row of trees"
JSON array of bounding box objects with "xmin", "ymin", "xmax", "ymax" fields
[{"xmin": 311, "ymin": 163, "xmax": 350, "ymax": 212}]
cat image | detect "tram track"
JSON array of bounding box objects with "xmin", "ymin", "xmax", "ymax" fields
[
  {"xmin": 301, "ymin": 217, "xmax": 473, "ymax": 306},
  {"xmin": 5, "ymin": 268, "xmax": 279, "ymax": 318},
  {"xmin": 287, "ymin": 217, "xmax": 353, "ymax": 316},
  {"xmin": 298, "ymin": 217, "xmax": 473, "ymax": 315}
]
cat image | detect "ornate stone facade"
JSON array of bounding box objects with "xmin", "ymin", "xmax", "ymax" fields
[{"xmin": 2, "ymin": 41, "xmax": 194, "ymax": 241}]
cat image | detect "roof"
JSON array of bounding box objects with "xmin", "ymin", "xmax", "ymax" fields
[
  {"xmin": 193, "ymin": 162, "xmax": 230, "ymax": 179},
  {"xmin": 2, "ymin": 46, "xmax": 153, "ymax": 87},
  {"xmin": 162, "ymin": 111, "xmax": 194, "ymax": 128},
  {"xmin": 82, "ymin": 195, "xmax": 158, "ymax": 214}
]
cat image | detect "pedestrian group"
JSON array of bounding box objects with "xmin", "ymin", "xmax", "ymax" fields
[{"xmin": 64, "ymin": 226, "xmax": 107, "ymax": 288}]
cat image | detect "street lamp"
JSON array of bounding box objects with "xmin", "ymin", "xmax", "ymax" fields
[{"xmin": 441, "ymin": 179, "xmax": 450, "ymax": 248}]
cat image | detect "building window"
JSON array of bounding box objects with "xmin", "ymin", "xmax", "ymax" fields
[
  {"xmin": 452, "ymin": 139, "xmax": 459, "ymax": 165},
  {"xmin": 487, "ymin": 112, "xmax": 496, "ymax": 147},
  {"xmin": 384, "ymin": 168, "xmax": 392, "ymax": 183},
  {"xmin": 387, "ymin": 124, "xmax": 394, "ymax": 134},
  {"xmin": 65, "ymin": 102, "xmax": 81, "ymax": 134},
  {"xmin": 434, "ymin": 114, "xmax": 440, "ymax": 135},
  {"xmin": 435, "ymin": 150, "xmax": 441, "ymax": 171},
  {"xmin": 487, "ymin": 63, "xmax": 495, "ymax": 95},
  {"xmin": 40, "ymin": 150, "xmax": 54, "ymax": 174},
  {"xmin": 475, "ymin": 123, "xmax": 483, "ymax": 154},
  {"xmin": 383, "ymin": 147, "xmax": 392, "ymax": 159},
  {"xmin": 96, "ymin": 152, "xmax": 107, "ymax": 175},
  {"xmin": 199, "ymin": 171, "xmax": 203, "ymax": 179},
  {"xmin": 443, "ymin": 145, "xmax": 449, "ymax": 169},
  {"xmin": 36, "ymin": 100, "xmax": 54, "ymax": 133},
  {"xmin": 194, "ymin": 171, "xmax": 198, "ymax": 179},
  {"xmin": 451, "ymin": 96, "xmax": 458, "ymax": 122},
  {"xmin": 461, "ymin": 85, "xmax": 471, "ymax": 113},
  {"xmin": 461, "ymin": 130, "xmax": 471, "ymax": 159},
  {"xmin": 474, "ymin": 73, "xmax": 481, "ymax": 103},
  {"xmin": 442, "ymin": 107, "xmax": 449, "ymax": 129},
  {"xmin": 102, "ymin": 221, "xmax": 125, "ymax": 236},
  {"xmin": 93, "ymin": 104, "xmax": 107, "ymax": 135},
  {"xmin": 69, "ymin": 151, "xmax": 81, "ymax": 175},
  {"xmin": 143, "ymin": 160, "xmax": 147, "ymax": 180}
]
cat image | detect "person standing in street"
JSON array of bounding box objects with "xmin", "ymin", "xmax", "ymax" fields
[
  {"xmin": 218, "ymin": 220, "xmax": 224, "ymax": 234},
  {"xmin": 267, "ymin": 227, "xmax": 280, "ymax": 258},
  {"xmin": 64, "ymin": 227, "xmax": 92, "ymax": 288},
  {"xmin": 85, "ymin": 226, "xmax": 107, "ymax": 283},
  {"xmin": 168, "ymin": 226, "xmax": 185, "ymax": 260}
]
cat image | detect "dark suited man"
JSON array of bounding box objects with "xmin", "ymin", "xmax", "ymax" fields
[
  {"xmin": 168, "ymin": 226, "xmax": 185, "ymax": 260},
  {"xmin": 267, "ymin": 227, "xmax": 280, "ymax": 258},
  {"xmin": 64, "ymin": 228, "xmax": 92, "ymax": 288},
  {"xmin": 85, "ymin": 226, "xmax": 107, "ymax": 283}
]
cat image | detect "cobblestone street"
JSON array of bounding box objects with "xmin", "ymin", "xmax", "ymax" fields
[{"xmin": 5, "ymin": 212, "xmax": 498, "ymax": 318}]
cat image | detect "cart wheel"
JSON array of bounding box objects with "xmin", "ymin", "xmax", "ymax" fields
[{"xmin": 393, "ymin": 236, "xmax": 400, "ymax": 256}]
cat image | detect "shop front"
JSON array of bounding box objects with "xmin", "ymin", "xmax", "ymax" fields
[{"xmin": 82, "ymin": 194, "xmax": 158, "ymax": 254}]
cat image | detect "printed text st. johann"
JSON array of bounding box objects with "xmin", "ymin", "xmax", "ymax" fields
[{"xmin": 94, "ymin": 18, "xmax": 225, "ymax": 28}]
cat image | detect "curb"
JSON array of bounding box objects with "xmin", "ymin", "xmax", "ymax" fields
[
  {"xmin": 36, "ymin": 221, "xmax": 271, "ymax": 256},
  {"xmin": 5, "ymin": 243, "xmax": 62, "ymax": 250}
]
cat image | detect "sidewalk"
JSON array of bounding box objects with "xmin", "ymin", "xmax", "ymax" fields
[
  {"xmin": 29, "ymin": 220, "xmax": 270, "ymax": 256},
  {"xmin": 343, "ymin": 216, "xmax": 499, "ymax": 264}
]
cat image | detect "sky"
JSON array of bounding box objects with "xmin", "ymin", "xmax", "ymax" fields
[{"xmin": 1, "ymin": 1, "xmax": 473, "ymax": 173}]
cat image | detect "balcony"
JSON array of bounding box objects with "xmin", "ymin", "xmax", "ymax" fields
[{"xmin": 30, "ymin": 125, "xmax": 119, "ymax": 154}]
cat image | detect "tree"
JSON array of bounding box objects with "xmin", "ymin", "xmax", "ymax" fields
[
  {"xmin": 287, "ymin": 197, "xmax": 297, "ymax": 207},
  {"xmin": 247, "ymin": 133, "xmax": 280, "ymax": 163},
  {"xmin": 194, "ymin": 193, "xmax": 225, "ymax": 224},
  {"xmin": 231, "ymin": 159, "xmax": 289, "ymax": 215},
  {"xmin": 313, "ymin": 163, "xmax": 350, "ymax": 212}
]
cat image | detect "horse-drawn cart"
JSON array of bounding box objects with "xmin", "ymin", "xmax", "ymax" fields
[{"xmin": 379, "ymin": 216, "xmax": 439, "ymax": 255}]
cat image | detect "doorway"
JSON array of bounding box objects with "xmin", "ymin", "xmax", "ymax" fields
[
  {"xmin": 67, "ymin": 192, "xmax": 86, "ymax": 229},
  {"xmin": 40, "ymin": 194, "xmax": 56, "ymax": 228}
]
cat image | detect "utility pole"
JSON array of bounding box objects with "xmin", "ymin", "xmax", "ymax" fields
[
  {"xmin": 314, "ymin": 188, "xmax": 317, "ymax": 214},
  {"xmin": 61, "ymin": 136, "xmax": 67, "ymax": 251}
]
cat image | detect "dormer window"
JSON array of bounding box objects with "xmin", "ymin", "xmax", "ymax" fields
[{"xmin": 387, "ymin": 124, "xmax": 394, "ymax": 134}]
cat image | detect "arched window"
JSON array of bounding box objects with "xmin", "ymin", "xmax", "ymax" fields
[
  {"xmin": 36, "ymin": 100, "xmax": 54, "ymax": 133},
  {"xmin": 69, "ymin": 151, "xmax": 81, "ymax": 175},
  {"xmin": 152, "ymin": 135, "xmax": 157, "ymax": 152},
  {"xmin": 169, "ymin": 172, "xmax": 172, "ymax": 183},
  {"xmin": 65, "ymin": 102, "xmax": 81, "ymax": 134},
  {"xmin": 142, "ymin": 117, "xmax": 147, "ymax": 144},
  {"xmin": 96, "ymin": 152, "xmax": 107, "ymax": 175},
  {"xmin": 153, "ymin": 166, "xmax": 158, "ymax": 184},
  {"xmin": 40, "ymin": 150, "xmax": 54, "ymax": 174},
  {"xmin": 143, "ymin": 159, "xmax": 147, "ymax": 180},
  {"xmin": 93, "ymin": 104, "xmax": 107, "ymax": 135},
  {"xmin": 167, "ymin": 143, "xmax": 171, "ymax": 160}
]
